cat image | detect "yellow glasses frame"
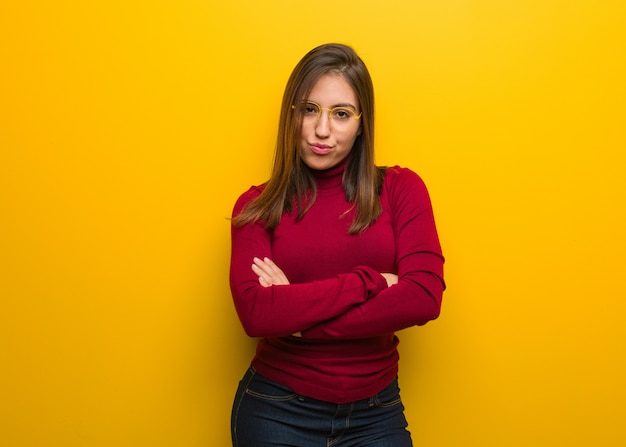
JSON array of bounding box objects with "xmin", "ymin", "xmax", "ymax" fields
[{"xmin": 291, "ymin": 100, "xmax": 362, "ymax": 127}]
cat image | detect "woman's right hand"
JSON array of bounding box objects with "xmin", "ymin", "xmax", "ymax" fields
[
  {"xmin": 251, "ymin": 257, "xmax": 290, "ymax": 288},
  {"xmin": 381, "ymin": 273, "xmax": 398, "ymax": 288}
]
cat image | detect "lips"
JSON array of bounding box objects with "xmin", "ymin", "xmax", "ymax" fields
[{"xmin": 310, "ymin": 143, "xmax": 332, "ymax": 155}]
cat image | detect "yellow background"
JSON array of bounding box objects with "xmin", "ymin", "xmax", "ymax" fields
[{"xmin": 1, "ymin": 1, "xmax": 624, "ymax": 445}]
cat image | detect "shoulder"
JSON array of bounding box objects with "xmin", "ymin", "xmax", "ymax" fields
[
  {"xmin": 381, "ymin": 165, "xmax": 433, "ymax": 213},
  {"xmin": 382, "ymin": 165, "xmax": 428, "ymax": 193},
  {"xmin": 232, "ymin": 183, "xmax": 266, "ymax": 216}
]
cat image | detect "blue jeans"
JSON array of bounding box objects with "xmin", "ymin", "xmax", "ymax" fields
[{"xmin": 231, "ymin": 367, "xmax": 413, "ymax": 447}]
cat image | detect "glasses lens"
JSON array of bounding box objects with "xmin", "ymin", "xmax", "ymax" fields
[
  {"xmin": 330, "ymin": 108, "xmax": 356, "ymax": 130},
  {"xmin": 298, "ymin": 101, "xmax": 320, "ymax": 126}
]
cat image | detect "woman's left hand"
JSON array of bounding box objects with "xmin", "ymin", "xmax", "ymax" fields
[
  {"xmin": 251, "ymin": 257, "xmax": 290, "ymax": 288},
  {"xmin": 251, "ymin": 258, "xmax": 300, "ymax": 337}
]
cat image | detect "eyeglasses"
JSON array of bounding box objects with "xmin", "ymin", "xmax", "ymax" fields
[{"xmin": 292, "ymin": 100, "xmax": 362, "ymax": 130}]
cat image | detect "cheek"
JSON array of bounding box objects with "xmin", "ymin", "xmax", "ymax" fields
[
  {"xmin": 299, "ymin": 126, "xmax": 312, "ymax": 143},
  {"xmin": 342, "ymin": 131, "xmax": 360, "ymax": 149}
]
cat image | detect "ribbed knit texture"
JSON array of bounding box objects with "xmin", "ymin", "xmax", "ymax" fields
[{"xmin": 230, "ymin": 160, "xmax": 445, "ymax": 403}]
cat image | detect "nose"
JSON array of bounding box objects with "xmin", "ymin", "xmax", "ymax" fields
[{"xmin": 315, "ymin": 110, "xmax": 331, "ymax": 138}]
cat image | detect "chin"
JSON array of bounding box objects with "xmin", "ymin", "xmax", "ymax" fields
[{"xmin": 303, "ymin": 157, "xmax": 338, "ymax": 171}]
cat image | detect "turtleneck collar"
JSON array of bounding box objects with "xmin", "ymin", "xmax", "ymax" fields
[{"xmin": 310, "ymin": 156, "xmax": 349, "ymax": 191}]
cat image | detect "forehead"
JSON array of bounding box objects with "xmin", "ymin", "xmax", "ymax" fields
[{"xmin": 307, "ymin": 74, "xmax": 358, "ymax": 107}]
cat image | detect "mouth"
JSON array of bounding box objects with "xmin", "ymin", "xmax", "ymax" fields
[{"xmin": 310, "ymin": 143, "xmax": 332, "ymax": 155}]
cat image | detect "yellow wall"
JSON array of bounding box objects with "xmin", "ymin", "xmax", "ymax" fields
[{"xmin": 1, "ymin": 1, "xmax": 624, "ymax": 445}]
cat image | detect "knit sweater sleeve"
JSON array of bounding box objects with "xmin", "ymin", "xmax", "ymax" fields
[
  {"xmin": 229, "ymin": 187, "xmax": 388, "ymax": 338},
  {"xmin": 301, "ymin": 168, "xmax": 446, "ymax": 340}
]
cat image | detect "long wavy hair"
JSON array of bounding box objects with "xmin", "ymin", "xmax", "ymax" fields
[{"xmin": 233, "ymin": 43, "xmax": 385, "ymax": 234}]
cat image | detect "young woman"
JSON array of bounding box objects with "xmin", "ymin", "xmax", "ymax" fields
[{"xmin": 229, "ymin": 43, "xmax": 445, "ymax": 447}]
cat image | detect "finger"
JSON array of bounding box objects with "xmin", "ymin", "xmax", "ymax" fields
[
  {"xmin": 251, "ymin": 262, "xmax": 263, "ymax": 278},
  {"xmin": 252, "ymin": 260, "xmax": 281, "ymax": 287},
  {"xmin": 252, "ymin": 257, "xmax": 274, "ymax": 276},
  {"xmin": 252, "ymin": 264, "xmax": 273, "ymax": 288},
  {"xmin": 260, "ymin": 257, "xmax": 284, "ymax": 276},
  {"xmin": 252, "ymin": 257, "xmax": 290, "ymax": 286},
  {"xmin": 254, "ymin": 257, "xmax": 286, "ymax": 281},
  {"xmin": 262, "ymin": 257, "xmax": 290, "ymax": 283},
  {"xmin": 258, "ymin": 275, "xmax": 270, "ymax": 288}
]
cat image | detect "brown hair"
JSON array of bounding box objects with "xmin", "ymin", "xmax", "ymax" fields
[{"xmin": 233, "ymin": 43, "xmax": 385, "ymax": 234}]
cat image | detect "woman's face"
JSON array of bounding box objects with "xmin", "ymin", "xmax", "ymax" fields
[{"xmin": 298, "ymin": 74, "xmax": 361, "ymax": 171}]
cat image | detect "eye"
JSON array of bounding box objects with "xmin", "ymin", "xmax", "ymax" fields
[
  {"xmin": 302, "ymin": 102, "xmax": 319, "ymax": 116},
  {"xmin": 332, "ymin": 108, "xmax": 354, "ymax": 120}
]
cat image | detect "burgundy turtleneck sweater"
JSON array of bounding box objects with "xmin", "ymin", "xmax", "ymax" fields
[{"xmin": 230, "ymin": 160, "xmax": 445, "ymax": 403}]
